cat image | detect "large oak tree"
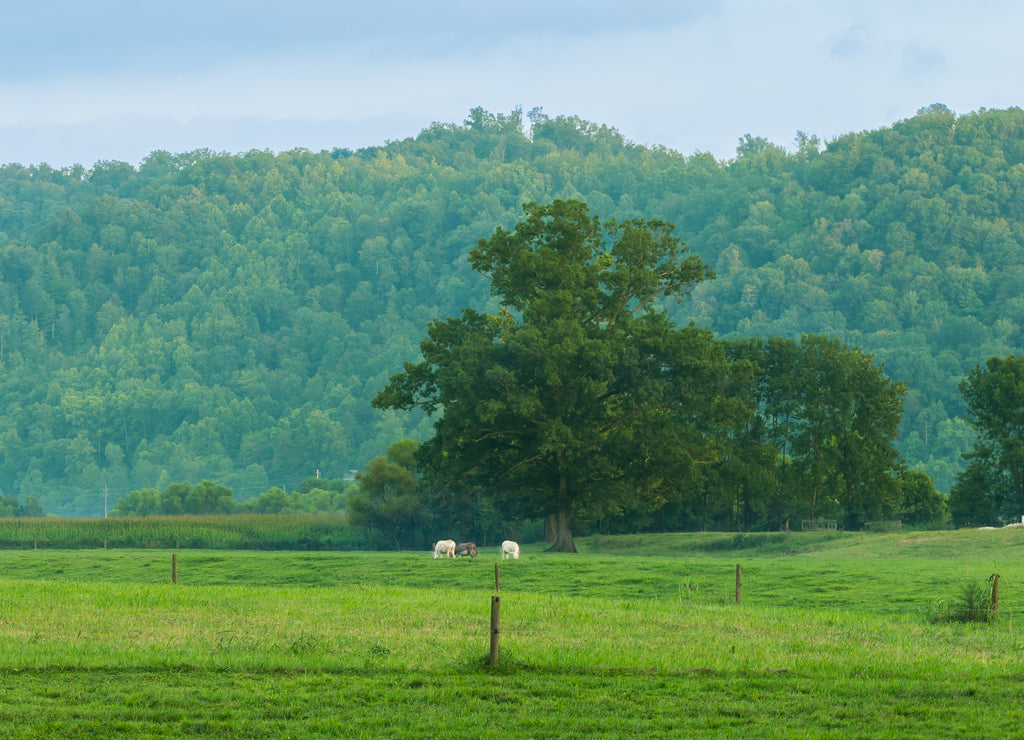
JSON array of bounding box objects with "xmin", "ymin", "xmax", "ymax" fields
[{"xmin": 373, "ymin": 199, "xmax": 724, "ymax": 551}]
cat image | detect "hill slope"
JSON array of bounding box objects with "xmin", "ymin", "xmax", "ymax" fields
[{"xmin": 1, "ymin": 105, "xmax": 1021, "ymax": 513}]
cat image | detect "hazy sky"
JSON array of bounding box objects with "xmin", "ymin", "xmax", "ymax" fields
[{"xmin": 3, "ymin": 0, "xmax": 1022, "ymax": 168}]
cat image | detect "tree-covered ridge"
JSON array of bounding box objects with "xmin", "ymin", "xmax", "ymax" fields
[
  {"xmin": 0, "ymin": 104, "xmax": 1022, "ymax": 514},
  {"xmin": 678, "ymin": 105, "xmax": 1024, "ymax": 493}
]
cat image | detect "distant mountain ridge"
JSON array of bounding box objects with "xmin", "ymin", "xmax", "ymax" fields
[{"xmin": 0, "ymin": 104, "xmax": 1019, "ymax": 514}]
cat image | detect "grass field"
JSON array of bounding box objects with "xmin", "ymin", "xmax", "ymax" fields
[{"xmin": 1, "ymin": 528, "xmax": 1024, "ymax": 737}]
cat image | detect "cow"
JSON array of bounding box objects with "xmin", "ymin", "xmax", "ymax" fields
[
  {"xmin": 501, "ymin": 540, "xmax": 520, "ymax": 559},
  {"xmin": 433, "ymin": 539, "xmax": 456, "ymax": 559},
  {"xmin": 455, "ymin": 542, "xmax": 478, "ymax": 558}
]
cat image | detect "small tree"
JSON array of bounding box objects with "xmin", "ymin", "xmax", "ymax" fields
[
  {"xmin": 949, "ymin": 449, "xmax": 1002, "ymax": 527},
  {"xmin": 347, "ymin": 439, "xmax": 426, "ymax": 550},
  {"xmin": 953, "ymin": 356, "xmax": 1024, "ymax": 523},
  {"xmin": 897, "ymin": 469, "xmax": 947, "ymax": 526},
  {"xmin": 183, "ymin": 480, "xmax": 236, "ymax": 514}
]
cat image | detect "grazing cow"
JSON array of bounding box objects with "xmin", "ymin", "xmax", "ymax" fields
[
  {"xmin": 433, "ymin": 539, "xmax": 456, "ymax": 559},
  {"xmin": 455, "ymin": 542, "xmax": 478, "ymax": 558},
  {"xmin": 501, "ymin": 540, "xmax": 520, "ymax": 559}
]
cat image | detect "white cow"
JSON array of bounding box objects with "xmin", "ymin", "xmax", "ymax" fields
[
  {"xmin": 501, "ymin": 540, "xmax": 520, "ymax": 559},
  {"xmin": 433, "ymin": 539, "xmax": 456, "ymax": 559}
]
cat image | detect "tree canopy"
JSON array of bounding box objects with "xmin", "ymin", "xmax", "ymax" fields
[
  {"xmin": 724, "ymin": 335, "xmax": 908, "ymax": 530},
  {"xmin": 346, "ymin": 439, "xmax": 424, "ymax": 550},
  {"xmin": 949, "ymin": 355, "xmax": 1024, "ymax": 525},
  {"xmin": 373, "ymin": 200, "xmax": 721, "ymax": 551}
]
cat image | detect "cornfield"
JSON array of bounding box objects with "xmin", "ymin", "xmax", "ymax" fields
[{"xmin": 0, "ymin": 514, "xmax": 361, "ymax": 550}]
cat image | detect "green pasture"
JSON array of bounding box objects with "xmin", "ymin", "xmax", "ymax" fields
[{"xmin": 1, "ymin": 528, "xmax": 1023, "ymax": 737}]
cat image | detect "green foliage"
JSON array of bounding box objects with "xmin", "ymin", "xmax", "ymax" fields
[
  {"xmin": 346, "ymin": 438, "xmax": 427, "ymax": 550},
  {"xmin": 951, "ymin": 355, "xmax": 1024, "ymax": 524},
  {"xmin": 897, "ymin": 468, "xmax": 948, "ymax": 526},
  {"xmin": 111, "ymin": 476, "xmax": 353, "ymax": 517},
  {"xmin": 720, "ymin": 334, "xmax": 907, "ymax": 530},
  {"xmin": 928, "ymin": 578, "xmax": 997, "ymax": 623},
  {"xmin": 0, "ymin": 493, "xmax": 43, "ymax": 517},
  {"xmin": 375, "ymin": 200, "xmax": 721, "ymax": 551},
  {"xmin": 949, "ymin": 453, "xmax": 1003, "ymax": 526},
  {"xmin": 3, "ymin": 105, "xmax": 1024, "ymax": 516}
]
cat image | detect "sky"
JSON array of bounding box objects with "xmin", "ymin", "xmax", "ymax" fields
[{"xmin": 3, "ymin": 0, "xmax": 1023, "ymax": 168}]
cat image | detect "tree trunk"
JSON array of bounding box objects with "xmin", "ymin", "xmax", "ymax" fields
[
  {"xmin": 544, "ymin": 514, "xmax": 556, "ymax": 543},
  {"xmin": 546, "ymin": 499, "xmax": 577, "ymax": 553}
]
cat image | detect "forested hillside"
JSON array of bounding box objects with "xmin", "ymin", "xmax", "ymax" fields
[{"xmin": 1, "ymin": 104, "xmax": 1021, "ymax": 515}]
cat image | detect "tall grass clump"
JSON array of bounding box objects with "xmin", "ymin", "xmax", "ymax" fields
[{"xmin": 928, "ymin": 578, "xmax": 997, "ymax": 623}]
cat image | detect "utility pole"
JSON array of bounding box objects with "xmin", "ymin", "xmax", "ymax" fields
[{"xmin": 103, "ymin": 484, "xmax": 109, "ymax": 518}]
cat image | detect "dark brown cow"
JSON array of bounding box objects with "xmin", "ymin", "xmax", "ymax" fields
[{"xmin": 455, "ymin": 542, "xmax": 478, "ymax": 558}]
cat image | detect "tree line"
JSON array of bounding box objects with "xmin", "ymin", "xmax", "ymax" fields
[{"xmin": 110, "ymin": 476, "xmax": 350, "ymax": 518}]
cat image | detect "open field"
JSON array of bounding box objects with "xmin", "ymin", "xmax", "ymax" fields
[{"xmin": 1, "ymin": 528, "xmax": 1024, "ymax": 737}]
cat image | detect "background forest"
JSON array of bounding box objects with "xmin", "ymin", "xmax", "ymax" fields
[{"xmin": 1, "ymin": 103, "xmax": 1021, "ymax": 518}]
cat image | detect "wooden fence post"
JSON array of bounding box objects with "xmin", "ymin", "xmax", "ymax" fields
[
  {"xmin": 172, "ymin": 553, "xmax": 178, "ymax": 584},
  {"xmin": 495, "ymin": 562, "xmax": 500, "ymax": 592},
  {"xmin": 736, "ymin": 564, "xmax": 742, "ymax": 604},
  {"xmin": 489, "ymin": 596, "xmax": 501, "ymax": 665}
]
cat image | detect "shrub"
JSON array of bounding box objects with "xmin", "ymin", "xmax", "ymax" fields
[{"xmin": 928, "ymin": 579, "xmax": 996, "ymax": 623}]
